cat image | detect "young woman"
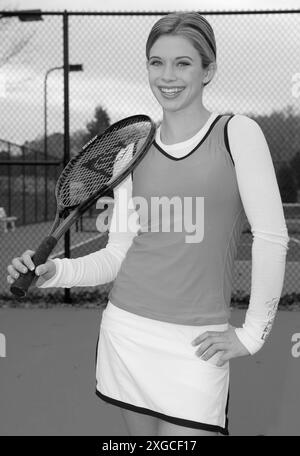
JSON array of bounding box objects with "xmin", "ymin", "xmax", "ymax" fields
[{"xmin": 7, "ymin": 12, "xmax": 289, "ymax": 436}]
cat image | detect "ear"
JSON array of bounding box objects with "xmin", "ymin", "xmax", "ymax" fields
[{"xmin": 203, "ymin": 62, "xmax": 217, "ymax": 84}]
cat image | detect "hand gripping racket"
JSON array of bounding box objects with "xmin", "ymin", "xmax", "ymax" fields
[{"xmin": 10, "ymin": 115, "xmax": 156, "ymax": 297}]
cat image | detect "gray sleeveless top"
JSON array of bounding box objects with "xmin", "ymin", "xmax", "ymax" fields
[{"xmin": 108, "ymin": 114, "xmax": 246, "ymax": 325}]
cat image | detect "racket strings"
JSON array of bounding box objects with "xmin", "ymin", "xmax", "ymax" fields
[{"xmin": 57, "ymin": 120, "xmax": 152, "ymax": 208}]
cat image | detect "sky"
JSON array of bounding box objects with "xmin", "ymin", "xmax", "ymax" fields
[
  {"xmin": 2, "ymin": 0, "xmax": 300, "ymax": 12},
  {"xmin": 1, "ymin": 0, "xmax": 300, "ymax": 146}
]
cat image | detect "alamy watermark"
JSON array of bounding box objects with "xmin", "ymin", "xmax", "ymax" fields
[
  {"xmin": 95, "ymin": 190, "xmax": 205, "ymax": 243},
  {"xmin": 291, "ymin": 73, "xmax": 300, "ymax": 98},
  {"xmin": 291, "ymin": 333, "xmax": 300, "ymax": 358},
  {"xmin": 0, "ymin": 333, "xmax": 6, "ymax": 358}
]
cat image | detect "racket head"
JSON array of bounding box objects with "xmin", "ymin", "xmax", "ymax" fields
[
  {"xmin": 9, "ymin": 115, "xmax": 155, "ymax": 298},
  {"xmin": 56, "ymin": 115, "xmax": 156, "ymax": 211}
]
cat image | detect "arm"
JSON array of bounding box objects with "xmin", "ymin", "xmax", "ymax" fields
[
  {"xmin": 38, "ymin": 175, "xmax": 139, "ymax": 288},
  {"xmin": 228, "ymin": 114, "xmax": 289, "ymax": 355}
]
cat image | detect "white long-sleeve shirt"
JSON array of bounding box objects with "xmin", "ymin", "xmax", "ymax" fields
[{"xmin": 39, "ymin": 112, "xmax": 289, "ymax": 355}]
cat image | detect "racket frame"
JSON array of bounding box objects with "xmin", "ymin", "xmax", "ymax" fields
[
  {"xmin": 52, "ymin": 115, "xmax": 156, "ymax": 240},
  {"xmin": 10, "ymin": 115, "xmax": 156, "ymax": 297}
]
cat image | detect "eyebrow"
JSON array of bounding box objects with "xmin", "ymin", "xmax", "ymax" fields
[{"xmin": 149, "ymin": 55, "xmax": 194, "ymax": 61}]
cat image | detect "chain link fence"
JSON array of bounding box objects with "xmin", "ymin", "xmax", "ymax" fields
[{"xmin": 0, "ymin": 10, "xmax": 300, "ymax": 303}]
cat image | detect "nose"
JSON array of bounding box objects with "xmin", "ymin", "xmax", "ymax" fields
[{"xmin": 161, "ymin": 62, "xmax": 176, "ymax": 82}]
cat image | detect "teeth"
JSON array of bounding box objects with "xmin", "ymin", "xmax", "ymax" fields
[{"xmin": 160, "ymin": 87, "xmax": 184, "ymax": 93}]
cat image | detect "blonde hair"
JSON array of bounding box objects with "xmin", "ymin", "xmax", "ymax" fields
[{"xmin": 146, "ymin": 12, "xmax": 216, "ymax": 86}]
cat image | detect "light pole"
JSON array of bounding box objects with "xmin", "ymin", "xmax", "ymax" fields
[{"xmin": 43, "ymin": 64, "xmax": 83, "ymax": 221}]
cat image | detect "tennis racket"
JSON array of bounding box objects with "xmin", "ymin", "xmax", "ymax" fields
[{"xmin": 10, "ymin": 114, "xmax": 156, "ymax": 297}]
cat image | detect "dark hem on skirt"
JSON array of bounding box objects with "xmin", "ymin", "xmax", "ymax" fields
[{"xmin": 95, "ymin": 389, "xmax": 229, "ymax": 435}]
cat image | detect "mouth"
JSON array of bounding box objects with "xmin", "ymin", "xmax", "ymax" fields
[{"xmin": 158, "ymin": 86, "xmax": 185, "ymax": 98}]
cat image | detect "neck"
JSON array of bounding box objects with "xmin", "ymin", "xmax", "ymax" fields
[{"xmin": 160, "ymin": 107, "xmax": 212, "ymax": 145}]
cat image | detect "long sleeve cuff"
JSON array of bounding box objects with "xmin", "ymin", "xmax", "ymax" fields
[{"xmin": 234, "ymin": 232, "xmax": 289, "ymax": 355}]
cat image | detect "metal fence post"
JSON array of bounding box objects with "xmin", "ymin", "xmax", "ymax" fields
[{"xmin": 63, "ymin": 10, "xmax": 71, "ymax": 304}]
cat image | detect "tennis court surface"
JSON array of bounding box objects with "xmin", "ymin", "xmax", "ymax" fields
[{"xmin": 0, "ymin": 306, "xmax": 299, "ymax": 436}]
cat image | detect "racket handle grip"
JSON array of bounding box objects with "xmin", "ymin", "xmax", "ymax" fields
[{"xmin": 10, "ymin": 236, "xmax": 58, "ymax": 298}]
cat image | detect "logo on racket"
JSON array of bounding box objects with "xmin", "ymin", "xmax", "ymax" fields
[{"xmin": 81, "ymin": 142, "xmax": 133, "ymax": 178}]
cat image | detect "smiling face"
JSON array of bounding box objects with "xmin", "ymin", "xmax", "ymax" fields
[{"xmin": 147, "ymin": 34, "xmax": 212, "ymax": 114}]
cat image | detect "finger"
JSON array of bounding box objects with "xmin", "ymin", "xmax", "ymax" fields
[
  {"xmin": 11, "ymin": 257, "xmax": 28, "ymax": 274},
  {"xmin": 7, "ymin": 264, "xmax": 22, "ymax": 279},
  {"xmin": 199, "ymin": 343, "xmax": 227, "ymax": 361},
  {"xmin": 194, "ymin": 337, "xmax": 224, "ymax": 357},
  {"xmin": 191, "ymin": 331, "xmax": 211, "ymax": 346},
  {"xmin": 193, "ymin": 335, "xmax": 224, "ymax": 354},
  {"xmin": 7, "ymin": 274, "xmax": 15, "ymax": 284},
  {"xmin": 21, "ymin": 251, "xmax": 36, "ymax": 271},
  {"xmin": 23, "ymin": 249, "xmax": 35, "ymax": 256},
  {"xmin": 216, "ymin": 354, "xmax": 231, "ymax": 367},
  {"xmin": 35, "ymin": 264, "xmax": 48, "ymax": 276},
  {"xmin": 7, "ymin": 264, "xmax": 16, "ymax": 275},
  {"xmin": 191, "ymin": 331, "xmax": 226, "ymax": 346},
  {"xmin": 194, "ymin": 340, "xmax": 211, "ymax": 356}
]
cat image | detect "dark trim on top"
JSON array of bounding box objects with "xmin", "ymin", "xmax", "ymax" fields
[
  {"xmin": 154, "ymin": 114, "xmax": 223, "ymax": 161},
  {"xmin": 96, "ymin": 389, "xmax": 229, "ymax": 435},
  {"xmin": 224, "ymin": 115, "xmax": 235, "ymax": 167}
]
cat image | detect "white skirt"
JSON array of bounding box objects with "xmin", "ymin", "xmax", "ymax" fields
[{"xmin": 95, "ymin": 301, "xmax": 230, "ymax": 435}]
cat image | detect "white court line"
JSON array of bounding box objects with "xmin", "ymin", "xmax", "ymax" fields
[
  {"xmin": 289, "ymin": 236, "xmax": 300, "ymax": 245},
  {"xmin": 50, "ymin": 232, "xmax": 107, "ymax": 259}
]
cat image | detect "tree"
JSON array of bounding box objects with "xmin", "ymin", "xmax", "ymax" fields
[
  {"xmin": 23, "ymin": 132, "xmax": 63, "ymax": 161},
  {"xmin": 253, "ymin": 106, "xmax": 300, "ymax": 165},
  {"xmin": 277, "ymin": 164, "xmax": 298, "ymax": 203},
  {"xmin": 70, "ymin": 129, "xmax": 88, "ymax": 157},
  {"xmin": 84, "ymin": 106, "xmax": 111, "ymax": 142},
  {"xmin": 289, "ymin": 150, "xmax": 300, "ymax": 190}
]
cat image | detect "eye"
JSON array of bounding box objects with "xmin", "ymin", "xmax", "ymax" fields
[
  {"xmin": 149, "ymin": 59, "xmax": 162, "ymax": 66},
  {"xmin": 177, "ymin": 61, "xmax": 190, "ymax": 67}
]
